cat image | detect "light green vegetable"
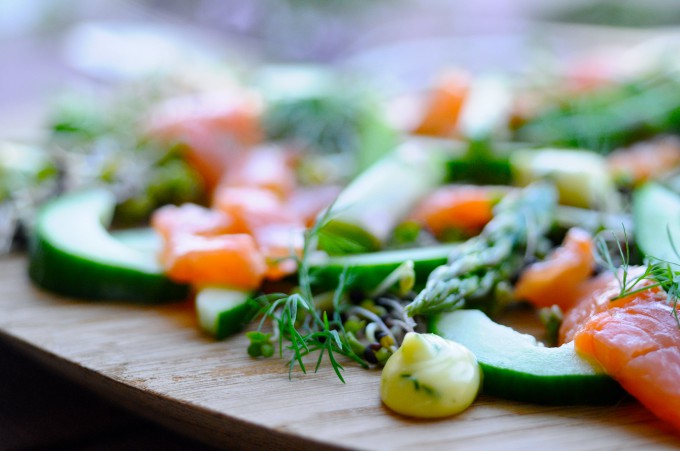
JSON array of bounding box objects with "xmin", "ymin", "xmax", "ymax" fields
[
  {"xmin": 28, "ymin": 189, "xmax": 188, "ymax": 302},
  {"xmin": 511, "ymin": 148, "xmax": 620, "ymax": 211},
  {"xmin": 458, "ymin": 74, "xmax": 513, "ymax": 143},
  {"xmin": 633, "ymin": 182, "xmax": 680, "ymax": 265},
  {"xmin": 196, "ymin": 287, "xmax": 257, "ymax": 339},
  {"xmin": 318, "ymin": 143, "xmax": 447, "ymax": 255},
  {"xmin": 308, "ymin": 244, "xmax": 459, "ymax": 293},
  {"xmin": 430, "ymin": 309, "xmax": 623, "ymax": 404}
]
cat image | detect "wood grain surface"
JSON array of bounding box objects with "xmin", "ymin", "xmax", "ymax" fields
[{"xmin": 1, "ymin": 255, "xmax": 679, "ymax": 450}]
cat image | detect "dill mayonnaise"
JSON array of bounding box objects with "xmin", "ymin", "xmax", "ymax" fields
[{"xmin": 380, "ymin": 332, "xmax": 481, "ymax": 418}]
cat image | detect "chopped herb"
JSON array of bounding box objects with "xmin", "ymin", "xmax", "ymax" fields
[
  {"xmin": 400, "ymin": 374, "xmax": 438, "ymax": 397},
  {"xmin": 539, "ymin": 305, "xmax": 563, "ymax": 347}
]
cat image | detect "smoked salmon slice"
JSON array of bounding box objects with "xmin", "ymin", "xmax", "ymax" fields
[
  {"xmin": 162, "ymin": 233, "xmax": 267, "ymax": 289},
  {"xmin": 413, "ymin": 69, "xmax": 470, "ymax": 137},
  {"xmin": 151, "ymin": 203, "xmax": 235, "ymax": 240},
  {"xmin": 410, "ymin": 185, "xmax": 498, "ymax": 238},
  {"xmin": 147, "ymin": 91, "xmax": 263, "ymax": 191},
  {"xmin": 608, "ymin": 137, "xmax": 680, "ymax": 187},
  {"xmin": 288, "ymin": 185, "xmax": 342, "ymax": 227},
  {"xmin": 514, "ymin": 227, "xmax": 595, "ymax": 310},
  {"xmin": 212, "ymin": 186, "xmax": 303, "ymax": 234},
  {"xmin": 560, "ymin": 271, "xmax": 680, "ymax": 430},
  {"xmin": 151, "ymin": 203, "xmax": 268, "ymax": 288},
  {"xmin": 253, "ymin": 224, "xmax": 305, "ymax": 280},
  {"xmin": 221, "ymin": 145, "xmax": 298, "ymax": 199}
]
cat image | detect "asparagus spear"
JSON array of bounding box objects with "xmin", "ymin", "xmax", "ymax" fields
[{"xmin": 405, "ymin": 182, "xmax": 558, "ymax": 316}]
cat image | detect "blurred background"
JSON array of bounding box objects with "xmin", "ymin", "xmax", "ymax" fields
[{"xmin": 3, "ymin": 0, "xmax": 680, "ymax": 138}]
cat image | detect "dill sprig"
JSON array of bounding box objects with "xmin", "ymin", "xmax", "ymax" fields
[
  {"xmin": 250, "ymin": 206, "xmax": 367, "ymax": 382},
  {"xmin": 595, "ymin": 226, "xmax": 680, "ymax": 328},
  {"xmin": 248, "ymin": 200, "xmax": 421, "ymax": 380}
]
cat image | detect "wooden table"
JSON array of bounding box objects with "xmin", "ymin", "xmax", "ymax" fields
[
  {"xmin": 0, "ymin": 337, "xmax": 215, "ymax": 450},
  {"xmin": 1, "ymin": 255, "xmax": 679, "ymax": 450}
]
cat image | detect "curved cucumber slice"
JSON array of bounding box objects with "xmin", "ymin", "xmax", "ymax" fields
[
  {"xmin": 196, "ymin": 287, "xmax": 258, "ymax": 339},
  {"xmin": 308, "ymin": 244, "xmax": 459, "ymax": 292},
  {"xmin": 112, "ymin": 227, "xmax": 163, "ymax": 254},
  {"xmin": 511, "ymin": 148, "xmax": 620, "ymax": 211},
  {"xmin": 633, "ymin": 182, "xmax": 680, "ymax": 265},
  {"xmin": 28, "ymin": 189, "xmax": 188, "ymax": 302},
  {"xmin": 430, "ymin": 310, "xmax": 623, "ymax": 405},
  {"xmin": 318, "ymin": 143, "xmax": 446, "ymax": 255}
]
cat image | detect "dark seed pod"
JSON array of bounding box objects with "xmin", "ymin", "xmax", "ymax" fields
[
  {"xmin": 363, "ymin": 348, "xmax": 378, "ymax": 364},
  {"xmin": 349, "ymin": 291, "xmax": 364, "ymax": 303},
  {"xmin": 369, "ymin": 342, "xmax": 382, "ymax": 351},
  {"xmin": 375, "ymin": 297, "xmax": 392, "ymax": 307}
]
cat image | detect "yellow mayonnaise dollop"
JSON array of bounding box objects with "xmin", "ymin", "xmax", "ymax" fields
[{"xmin": 380, "ymin": 332, "xmax": 481, "ymax": 418}]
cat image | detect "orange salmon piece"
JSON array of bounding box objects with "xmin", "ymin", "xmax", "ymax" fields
[
  {"xmin": 212, "ymin": 186, "xmax": 302, "ymax": 234},
  {"xmin": 147, "ymin": 91, "xmax": 263, "ymax": 190},
  {"xmin": 223, "ymin": 145, "xmax": 298, "ymax": 199},
  {"xmin": 608, "ymin": 137, "xmax": 680, "ymax": 186},
  {"xmin": 413, "ymin": 69, "xmax": 470, "ymax": 137},
  {"xmin": 162, "ymin": 233, "xmax": 266, "ymax": 289},
  {"xmin": 514, "ymin": 227, "xmax": 595, "ymax": 310},
  {"xmin": 559, "ymin": 270, "xmax": 646, "ymax": 344},
  {"xmin": 253, "ymin": 224, "xmax": 305, "ymax": 281},
  {"xmin": 288, "ymin": 185, "xmax": 342, "ymax": 227},
  {"xmin": 411, "ymin": 185, "xmax": 497, "ymax": 237},
  {"xmin": 572, "ymin": 285, "xmax": 680, "ymax": 430},
  {"xmin": 151, "ymin": 203, "xmax": 235, "ymax": 240}
]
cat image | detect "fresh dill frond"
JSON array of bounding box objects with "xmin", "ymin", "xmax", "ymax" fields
[
  {"xmin": 647, "ymin": 259, "xmax": 680, "ymax": 327},
  {"xmin": 249, "ymin": 201, "xmax": 368, "ymax": 382},
  {"xmin": 247, "ymin": 192, "xmax": 425, "ymax": 380},
  {"xmin": 595, "ymin": 226, "xmax": 680, "ymax": 328},
  {"xmin": 594, "ymin": 226, "xmax": 652, "ymax": 299}
]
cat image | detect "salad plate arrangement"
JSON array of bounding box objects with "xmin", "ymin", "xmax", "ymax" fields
[{"xmin": 2, "ymin": 40, "xmax": 680, "ymax": 448}]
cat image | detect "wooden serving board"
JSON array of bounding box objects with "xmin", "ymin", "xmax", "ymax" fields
[{"xmin": 1, "ymin": 256, "xmax": 679, "ymax": 450}]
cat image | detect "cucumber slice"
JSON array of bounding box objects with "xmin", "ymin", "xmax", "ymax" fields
[
  {"xmin": 308, "ymin": 244, "xmax": 458, "ymax": 292},
  {"xmin": 112, "ymin": 227, "xmax": 163, "ymax": 254},
  {"xmin": 458, "ymin": 74, "xmax": 513, "ymax": 143},
  {"xmin": 28, "ymin": 189, "xmax": 188, "ymax": 302},
  {"xmin": 633, "ymin": 182, "xmax": 680, "ymax": 265},
  {"xmin": 510, "ymin": 148, "xmax": 620, "ymax": 211},
  {"xmin": 196, "ymin": 287, "xmax": 258, "ymax": 339},
  {"xmin": 430, "ymin": 310, "xmax": 623, "ymax": 405},
  {"xmin": 318, "ymin": 143, "xmax": 446, "ymax": 255}
]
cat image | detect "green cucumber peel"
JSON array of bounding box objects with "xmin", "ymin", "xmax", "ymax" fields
[
  {"xmin": 430, "ymin": 309, "xmax": 623, "ymax": 405},
  {"xmin": 318, "ymin": 142, "xmax": 447, "ymax": 255},
  {"xmin": 308, "ymin": 244, "xmax": 459, "ymax": 293},
  {"xmin": 28, "ymin": 189, "xmax": 188, "ymax": 303},
  {"xmin": 633, "ymin": 182, "xmax": 680, "ymax": 265},
  {"xmin": 196, "ymin": 286, "xmax": 258, "ymax": 339},
  {"xmin": 510, "ymin": 148, "xmax": 620, "ymax": 211}
]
